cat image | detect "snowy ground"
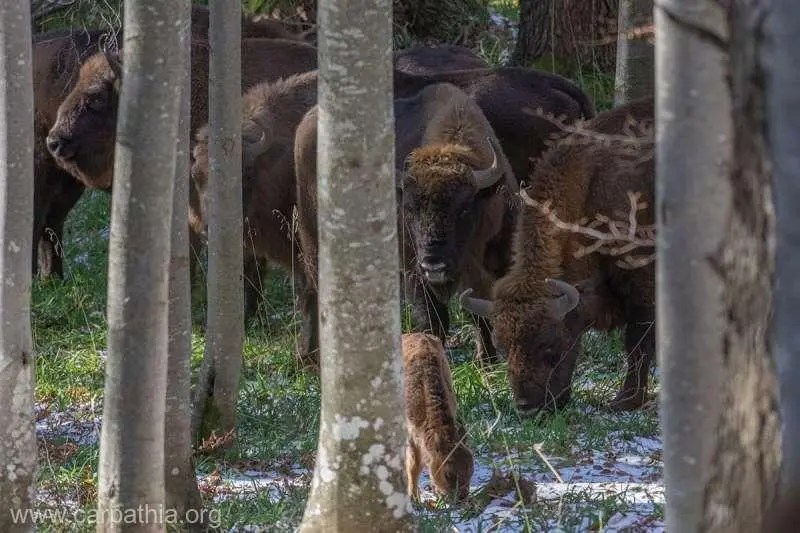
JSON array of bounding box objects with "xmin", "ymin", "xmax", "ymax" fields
[{"xmin": 36, "ymin": 401, "xmax": 664, "ymax": 532}]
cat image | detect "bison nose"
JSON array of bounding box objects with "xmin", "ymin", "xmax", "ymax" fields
[
  {"xmin": 47, "ymin": 134, "xmax": 76, "ymax": 160},
  {"xmin": 515, "ymin": 398, "xmax": 539, "ymax": 417}
]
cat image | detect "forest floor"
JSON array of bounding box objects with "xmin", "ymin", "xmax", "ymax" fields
[{"xmin": 29, "ymin": 2, "xmax": 661, "ymax": 531}]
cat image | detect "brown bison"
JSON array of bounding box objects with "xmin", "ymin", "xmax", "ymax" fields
[
  {"xmin": 32, "ymin": 7, "xmax": 312, "ymax": 278},
  {"xmin": 403, "ymin": 332, "xmax": 473, "ymax": 502},
  {"xmin": 189, "ymin": 71, "xmax": 318, "ymax": 318},
  {"xmin": 461, "ymin": 96, "xmax": 655, "ymax": 414},
  {"xmin": 295, "ymin": 83, "xmax": 517, "ymax": 368},
  {"xmin": 394, "ymin": 44, "xmax": 489, "ymax": 74}
]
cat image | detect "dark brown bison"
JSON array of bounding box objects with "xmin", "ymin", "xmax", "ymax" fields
[
  {"xmin": 394, "ymin": 44, "xmax": 489, "ymax": 74},
  {"xmin": 295, "ymin": 83, "xmax": 517, "ymax": 369},
  {"xmin": 402, "ymin": 332, "xmax": 473, "ymax": 502},
  {"xmin": 461, "ymin": 97, "xmax": 655, "ymax": 414},
  {"xmin": 32, "ymin": 7, "xmax": 312, "ymax": 278},
  {"xmin": 189, "ymin": 71, "xmax": 318, "ymax": 318}
]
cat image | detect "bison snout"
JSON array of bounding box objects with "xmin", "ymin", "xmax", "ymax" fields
[
  {"xmin": 47, "ymin": 134, "xmax": 77, "ymax": 160},
  {"xmin": 420, "ymin": 260, "xmax": 447, "ymax": 284}
]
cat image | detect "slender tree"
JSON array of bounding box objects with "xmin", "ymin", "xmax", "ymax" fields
[
  {"xmin": 614, "ymin": 0, "xmax": 654, "ymax": 104},
  {"xmin": 164, "ymin": 1, "xmax": 204, "ymax": 529},
  {"xmin": 192, "ymin": 0, "xmax": 244, "ymax": 442},
  {"xmin": 658, "ymin": 0, "xmax": 781, "ymax": 531},
  {"xmin": 769, "ymin": 0, "xmax": 800, "ymax": 510},
  {"xmin": 297, "ymin": 0, "xmax": 415, "ymax": 530},
  {"xmin": 95, "ymin": 1, "xmax": 184, "ymax": 530},
  {"xmin": 0, "ymin": 2, "xmax": 38, "ymax": 532}
]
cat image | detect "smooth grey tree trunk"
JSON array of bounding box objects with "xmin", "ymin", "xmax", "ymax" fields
[
  {"xmin": 192, "ymin": 0, "xmax": 244, "ymax": 442},
  {"xmin": 164, "ymin": 1, "xmax": 203, "ymax": 530},
  {"xmin": 297, "ymin": 0, "xmax": 415, "ymax": 531},
  {"xmin": 0, "ymin": 2, "xmax": 37, "ymax": 532},
  {"xmin": 766, "ymin": 0, "xmax": 800, "ymax": 501},
  {"xmin": 96, "ymin": 1, "xmax": 184, "ymax": 531},
  {"xmin": 614, "ymin": 0, "xmax": 654, "ymax": 104},
  {"xmin": 655, "ymin": 1, "xmax": 729, "ymax": 531}
]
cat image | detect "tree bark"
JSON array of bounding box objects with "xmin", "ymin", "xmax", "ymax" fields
[
  {"xmin": 164, "ymin": 2, "xmax": 204, "ymax": 530},
  {"xmin": 296, "ymin": 0, "xmax": 415, "ymax": 531},
  {"xmin": 614, "ymin": 0, "xmax": 654, "ymax": 104},
  {"xmin": 191, "ymin": 0, "xmax": 244, "ymax": 442},
  {"xmin": 511, "ymin": 0, "xmax": 619, "ymax": 73},
  {"xmin": 0, "ymin": 2, "xmax": 38, "ymax": 532},
  {"xmin": 655, "ymin": 1, "xmax": 730, "ymax": 531},
  {"xmin": 657, "ymin": 0, "xmax": 781, "ymax": 531},
  {"xmin": 766, "ymin": 0, "xmax": 800, "ymax": 503},
  {"xmin": 95, "ymin": 1, "xmax": 183, "ymax": 531}
]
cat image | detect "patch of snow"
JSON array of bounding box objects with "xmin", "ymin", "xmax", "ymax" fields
[{"xmin": 36, "ymin": 402, "xmax": 102, "ymax": 446}]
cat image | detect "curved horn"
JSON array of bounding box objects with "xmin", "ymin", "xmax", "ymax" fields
[
  {"xmin": 103, "ymin": 51, "xmax": 123, "ymax": 81},
  {"xmin": 545, "ymin": 278, "xmax": 580, "ymax": 320},
  {"xmin": 458, "ymin": 288, "xmax": 493, "ymax": 318},
  {"xmin": 471, "ymin": 136, "xmax": 502, "ymax": 189}
]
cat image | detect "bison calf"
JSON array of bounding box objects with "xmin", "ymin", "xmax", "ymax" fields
[
  {"xmin": 462, "ymin": 97, "xmax": 656, "ymax": 414},
  {"xmin": 403, "ymin": 332, "xmax": 473, "ymax": 502}
]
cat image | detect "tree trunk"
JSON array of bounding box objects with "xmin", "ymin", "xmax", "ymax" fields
[
  {"xmin": 95, "ymin": 1, "xmax": 184, "ymax": 531},
  {"xmin": 164, "ymin": 1, "xmax": 204, "ymax": 530},
  {"xmin": 511, "ymin": 0, "xmax": 619, "ymax": 73},
  {"xmin": 0, "ymin": 3, "xmax": 37, "ymax": 531},
  {"xmin": 614, "ymin": 0, "xmax": 654, "ymax": 104},
  {"xmin": 192, "ymin": 0, "xmax": 244, "ymax": 442},
  {"xmin": 297, "ymin": 0, "xmax": 415, "ymax": 530},
  {"xmin": 657, "ymin": 0, "xmax": 780, "ymax": 531},
  {"xmin": 768, "ymin": 0, "xmax": 800, "ymax": 505}
]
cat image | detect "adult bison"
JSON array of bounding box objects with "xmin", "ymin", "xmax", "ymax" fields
[
  {"xmin": 33, "ymin": 8, "xmax": 313, "ymax": 278},
  {"xmin": 461, "ymin": 97, "xmax": 655, "ymax": 414},
  {"xmin": 394, "ymin": 44, "xmax": 489, "ymax": 74},
  {"xmin": 295, "ymin": 83, "xmax": 517, "ymax": 370},
  {"xmin": 189, "ymin": 71, "xmax": 318, "ymax": 319}
]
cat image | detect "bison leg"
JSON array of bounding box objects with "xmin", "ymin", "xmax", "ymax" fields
[
  {"xmin": 472, "ymin": 315, "xmax": 499, "ymax": 364},
  {"xmin": 297, "ymin": 282, "xmax": 320, "ymax": 373},
  {"xmin": 404, "ymin": 273, "xmax": 450, "ymax": 343},
  {"xmin": 37, "ymin": 175, "xmax": 85, "ymax": 278},
  {"xmin": 405, "ymin": 438, "xmax": 423, "ymax": 501},
  {"xmin": 243, "ymin": 254, "xmax": 266, "ymax": 321},
  {"xmin": 610, "ymin": 311, "xmax": 656, "ymax": 411}
]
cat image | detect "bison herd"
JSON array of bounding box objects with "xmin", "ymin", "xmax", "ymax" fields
[{"xmin": 32, "ymin": 5, "xmax": 656, "ymax": 501}]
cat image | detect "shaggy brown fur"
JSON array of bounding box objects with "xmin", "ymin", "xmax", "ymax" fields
[
  {"xmin": 463, "ymin": 97, "xmax": 655, "ymax": 414},
  {"xmin": 30, "ymin": 7, "xmax": 306, "ymax": 278},
  {"xmin": 295, "ymin": 83, "xmax": 517, "ymax": 369},
  {"xmin": 403, "ymin": 332, "xmax": 474, "ymax": 501},
  {"xmin": 189, "ymin": 71, "xmax": 318, "ymax": 319},
  {"xmin": 394, "ymin": 44, "xmax": 489, "ymax": 74}
]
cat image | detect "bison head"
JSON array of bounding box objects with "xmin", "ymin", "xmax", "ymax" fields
[
  {"xmin": 460, "ymin": 278, "xmax": 582, "ymax": 414},
  {"xmin": 189, "ymin": 120, "xmax": 269, "ymax": 240},
  {"xmin": 46, "ymin": 51, "xmax": 122, "ymax": 190},
  {"xmin": 400, "ymin": 137, "xmax": 504, "ymax": 289}
]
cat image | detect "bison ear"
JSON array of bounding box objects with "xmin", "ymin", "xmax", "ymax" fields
[{"xmin": 545, "ymin": 278, "xmax": 580, "ymax": 321}]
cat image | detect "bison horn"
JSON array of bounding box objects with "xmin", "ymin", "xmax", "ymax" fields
[
  {"xmin": 459, "ymin": 288, "xmax": 493, "ymax": 318},
  {"xmin": 242, "ymin": 125, "xmax": 268, "ymax": 166},
  {"xmin": 545, "ymin": 278, "xmax": 580, "ymax": 320},
  {"xmin": 104, "ymin": 51, "xmax": 123, "ymax": 81},
  {"xmin": 471, "ymin": 136, "xmax": 502, "ymax": 190}
]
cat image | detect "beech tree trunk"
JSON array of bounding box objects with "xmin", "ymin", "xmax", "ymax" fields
[
  {"xmin": 614, "ymin": 0, "xmax": 654, "ymax": 104},
  {"xmin": 657, "ymin": 0, "xmax": 780, "ymax": 531},
  {"xmin": 192, "ymin": 0, "xmax": 244, "ymax": 442},
  {"xmin": 296, "ymin": 0, "xmax": 415, "ymax": 531},
  {"xmin": 164, "ymin": 2, "xmax": 204, "ymax": 530},
  {"xmin": 769, "ymin": 0, "xmax": 800, "ymax": 507},
  {"xmin": 0, "ymin": 3, "xmax": 37, "ymax": 532},
  {"xmin": 511, "ymin": 0, "xmax": 618, "ymax": 72},
  {"xmin": 95, "ymin": 1, "xmax": 183, "ymax": 531}
]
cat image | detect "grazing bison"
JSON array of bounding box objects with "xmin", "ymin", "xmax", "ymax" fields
[
  {"xmin": 461, "ymin": 96, "xmax": 655, "ymax": 414},
  {"xmin": 403, "ymin": 332, "xmax": 473, "ymax": 502},
  {"xmin": 394, "ymin": 44, "xmax": 489, "ymax": 74},
  {"xmin": 295, "ymin": 82, "xmax": 517, "ymax": 368},
  {"xmin": 189, "ymin": 71, "xmax": 318, "ymax": 318},
  {"xmin": 32, "ymin": 7, "xmax": 311, "ymax": 278}
]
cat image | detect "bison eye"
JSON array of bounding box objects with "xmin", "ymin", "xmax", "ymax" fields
[{"xmin": 87, "ymin": 93, "xmax": 108, "ymax": 112}]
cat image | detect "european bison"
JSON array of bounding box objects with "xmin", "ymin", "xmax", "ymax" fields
[
  {"xmin": 296, "ymin": 82, "xmax": 517, "ymax": 368},
  {"xmin": 189, "ymin": 71, "xmax": 318, "ymax": 318},
  {"xmin": 32, "ymin": 7, "xmax": 311, "ymax": 278},
  {"xmin": 461, "ymin": 97, "xmax": 655, "ymax": 414},
  {"xmin": 403, "ymin": 332, "xmax": 473, "ymax": 502},
  {"xmin": 394, "ymin": 44, "xmax": 489, "ymax": 74}
]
